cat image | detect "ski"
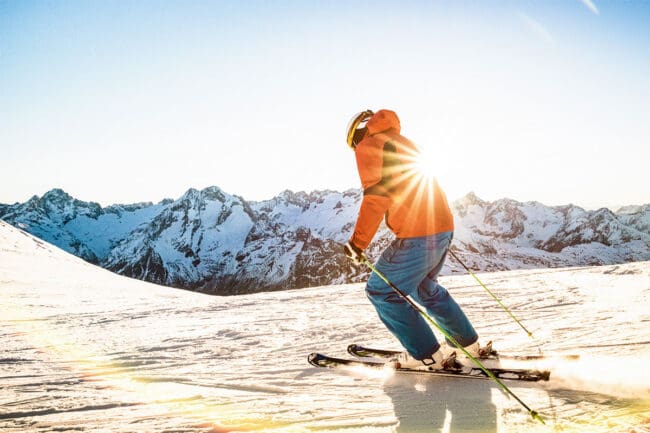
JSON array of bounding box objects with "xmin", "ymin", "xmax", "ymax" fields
[
  {"xmin": 347, "ymin": 343, "xmax": 579, "ymax": 361},
  {"xmin": 308, "ymin": 352, "xmax": 550, "ymax": 382}
]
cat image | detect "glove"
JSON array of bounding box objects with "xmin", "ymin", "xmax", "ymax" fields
[{"xmin": 343, "ymin": 240, "xmax": 366, "ymax": 265}]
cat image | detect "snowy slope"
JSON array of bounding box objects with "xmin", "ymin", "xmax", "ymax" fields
[
  {"xmin": 1, "ymin": 219, "xmax": 649, "ymax": 433},
  {"xmin": 2, "ymin": 187, "xmax": 649, "ymax": 295}
]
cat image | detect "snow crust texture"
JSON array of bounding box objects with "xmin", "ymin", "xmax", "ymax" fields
[
  {"xmin": 1, "ymin": 187, "xmax": 649, "ymax": 295},
  {"xmin": 1, "ymin": 220, "xmax": 649, "ymax": 432}
]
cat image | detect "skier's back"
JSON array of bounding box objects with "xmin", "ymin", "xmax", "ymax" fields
[{"xmin": 343, "ymin": 109, "xmax": 484, "ymax": 369}]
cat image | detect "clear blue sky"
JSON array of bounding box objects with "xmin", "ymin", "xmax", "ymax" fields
[{"xmin": 2, "ymin": 0, "xmax": 649, "ymax": 209}]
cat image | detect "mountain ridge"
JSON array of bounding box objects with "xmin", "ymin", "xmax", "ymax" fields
[{"xmin": 1, "ymin": 187, "xmax": 649, "ymax": 295}]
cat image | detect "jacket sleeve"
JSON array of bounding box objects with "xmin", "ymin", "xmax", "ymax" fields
[
  {"xmin": 350, "ymin": 138, "xmax": 392, "ymax": 250},
  {"xmin": 351, "ymin": 194, "xmax": 391, "ymax": 249}
]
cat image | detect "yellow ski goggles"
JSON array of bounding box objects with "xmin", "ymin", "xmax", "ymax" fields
[{"xmin": 346, "ymin": 109, "xmax": 374, "ymax": 149}]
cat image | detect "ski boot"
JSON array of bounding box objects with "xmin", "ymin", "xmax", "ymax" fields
[{"xmin": 389, "ymin": 349, "xmax": 461, "ymax": 371}]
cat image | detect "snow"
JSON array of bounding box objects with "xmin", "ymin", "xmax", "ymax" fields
[
  {"xmin": 519, "ymin": 203, "xmax": 564, "ymax": 244},
  {"xmin": 1, "ymin": 220, "xmax": 649, "ymax": 432},
  {"xmin": 65, "ymin": 204, "xmax": 166, "ymax": 258},
  {"xmin": 213, "ymin": 204, "xmax": 254, "ymax": 253},
  {"xmin": 252, "ymin": 190, "xmax": 361, "ymax": 243}
]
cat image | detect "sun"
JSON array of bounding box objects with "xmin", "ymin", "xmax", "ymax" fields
[{"xmin": 414, "ymin": 145, "xmax": 439, "ymax": 181}]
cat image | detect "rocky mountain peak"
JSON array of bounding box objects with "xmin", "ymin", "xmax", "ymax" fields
[
  {"xmin": 456, "ymin": 191, "xmax": 484, "ymax": 207},
  {"xmin": 42, "ymin": 188, "xmax": 71, "ymax": 201}
]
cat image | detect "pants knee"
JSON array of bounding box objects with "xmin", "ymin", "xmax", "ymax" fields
[
  {"xmin": 417, "ymin": 283, "xmax": 448, "ymax": 303},
  {"xmin": 366, "ymin": 286, "xmax": 403, "ymax": 305}
]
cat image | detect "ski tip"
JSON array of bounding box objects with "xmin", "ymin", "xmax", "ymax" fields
[
  {"xmin": 307, "ymin": 353, "xmax": 320, "ymax": 366},
  {"xmin": 347, "ymin": 344, "xmax": 359, "ymax": 355}
]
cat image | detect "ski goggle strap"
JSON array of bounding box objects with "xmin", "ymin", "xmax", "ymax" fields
[{"xmin": 346, "ymin": 109, "xmax": 374, "ymax": 149}]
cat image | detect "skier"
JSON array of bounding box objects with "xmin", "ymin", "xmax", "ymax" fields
[{"xmin": 343, "ymin": 109, "xmax": 486, "ymax": 370}]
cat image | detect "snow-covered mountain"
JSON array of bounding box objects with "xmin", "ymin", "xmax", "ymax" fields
[
  {"xmin": 451, "ymin": 192, "xmax": 650, "ymax": 271},
  {"xmin": 1, "ymin": 187, "xmax": 649, "ymax": 295}
]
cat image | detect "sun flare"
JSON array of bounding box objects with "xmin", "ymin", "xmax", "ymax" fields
[{"xmin": 414, "ymin": 145, "xmax": 439, "ymax": 181}]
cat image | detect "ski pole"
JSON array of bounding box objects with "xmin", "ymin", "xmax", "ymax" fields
[
  {"xmin": 448, "ymin": 249, "xmax": 535, "ymax": 339},
  {"xmin": 362, "ymin": 257, "xmax": 545, "ymax": 424}
]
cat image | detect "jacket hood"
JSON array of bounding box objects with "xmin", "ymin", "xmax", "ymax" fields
[{"xmin": 367, "ymin": 109, "xmax": 401, "ymax": 135}]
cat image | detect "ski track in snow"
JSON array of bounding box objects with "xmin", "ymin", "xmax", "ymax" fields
[{"xmin": 1, "ymin": 220, "xmax": 649, "ymax": 432}]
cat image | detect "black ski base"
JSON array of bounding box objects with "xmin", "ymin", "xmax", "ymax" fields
[
  {"xmin": 308, "ymin": 352, "xmax": 550, "ymax": 382},
  {"xmin": 348, "ymin": 343, "xmax": 578, "ymax": 362}
]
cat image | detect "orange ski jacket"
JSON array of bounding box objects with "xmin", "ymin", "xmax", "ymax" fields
[{"xmin": 350, "ymin": 109, "xmax": 454, "ymax": 250}]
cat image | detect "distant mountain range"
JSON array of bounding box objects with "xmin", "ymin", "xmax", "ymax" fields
[{"xmin": 1, "ymin": 187, "xmax": 649, "ymax": 295}]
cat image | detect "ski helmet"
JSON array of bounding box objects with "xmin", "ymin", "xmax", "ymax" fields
[{"xmin": 346, "ymin": 109, "xmax": 374, "ymax": 149}]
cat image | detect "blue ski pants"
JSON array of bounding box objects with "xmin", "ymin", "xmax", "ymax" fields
[{"xmin": 365, "ymin": 231, "xmax": 478, "ymax": 360}]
